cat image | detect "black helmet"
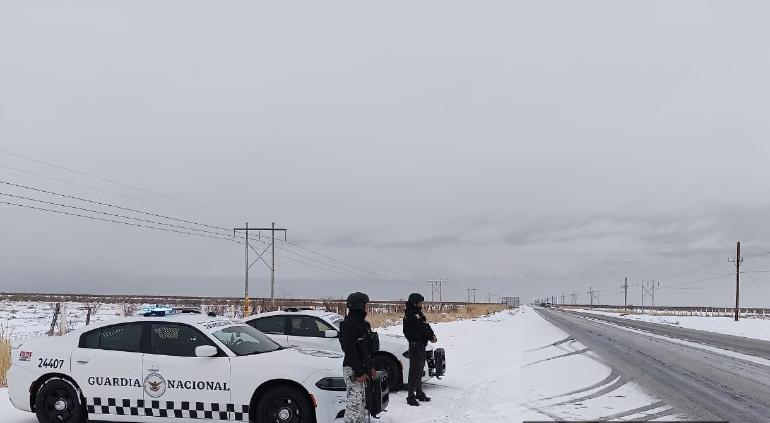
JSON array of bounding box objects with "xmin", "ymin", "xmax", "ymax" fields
[
  {"xmin": 407, "ymin": 293, "xmax": 425, "ymax": 305},
  {"xmin": 346, "ymin": 292, "xmax": 370, "ymax": 311}
]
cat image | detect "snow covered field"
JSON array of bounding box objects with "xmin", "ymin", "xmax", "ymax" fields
[
  {"xmin": 576, "ymin": 308, "xmax": 770, "ymax": 342},
  {"xmin": 0, "ymin": 301, "xmax": 126, "ymax": 341},
  {"xmin": 3, "ymin": 305, "xmax": 684, "ymax": 422}
]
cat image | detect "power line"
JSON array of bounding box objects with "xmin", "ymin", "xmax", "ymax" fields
[
  {"xmin": 280, "ymin": 239, "xmax": 394, "ymax": 280},
  {"xmin": 657, "ymin": 273, "xmax": 734, "ymax": 290},
  {"xmin": 0, "ymin": 200, "xmax": 235, "ymax": 242},
  {"xmin": 0, "ymin": 150, "xmax": 190, "ymax": 203},
  {"xmin": 0, "ymin": 192, "xmax": 226, "ymax": 237},
  {"xmin": 1, "ymin": 179, "xmax": 407, "ymax": 285},
  {"xmin": 0, "ymin": 179, "xmax": 229, "ymax": 231},
  {"xmin": 0, "ymin": 163, "xmax": 149, "ymax": 202},
  {"xmin": 2, "ymin": 197, "xmax": 404, "ymax": 283}
]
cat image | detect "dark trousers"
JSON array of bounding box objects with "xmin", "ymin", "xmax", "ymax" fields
[{"xmin": 407, "ymin": 342, "xmax": 426, "ymax": 399}]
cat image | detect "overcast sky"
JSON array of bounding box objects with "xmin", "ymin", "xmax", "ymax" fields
[{"xmin": 2, "ymin": 0, "xmax": 770, "ymax": 306}]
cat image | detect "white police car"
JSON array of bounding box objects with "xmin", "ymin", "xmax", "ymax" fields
[
  {"xmin": 242, "ymin": 309, "xmax": 446, "ymax": 391},
  {"xmin": 7, "ymin": 309, "xmax": 349, "ymax": 423}
]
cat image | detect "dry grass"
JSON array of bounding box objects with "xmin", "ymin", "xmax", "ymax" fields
[
  {"xmin": 0, "ymin": 327, "xmax": 11, "ymax": 388},
  {"xmin": 368, "ymin": 304, "xmax": 508, "ymax": 329}
]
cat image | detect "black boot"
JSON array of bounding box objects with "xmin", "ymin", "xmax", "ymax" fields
[
  {"xmin": 416, "ymin": 393, "xmax": 431, "ymax": 402},
  {"xmin": 406, "ymin": 397, "xmax": 421, "ymax": 406}
]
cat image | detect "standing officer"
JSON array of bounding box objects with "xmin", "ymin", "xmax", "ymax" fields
[
  {"xmin": 339, "ymin": 292, "xmax": 376, "ymax": 423},
  {"xmin": 402, "ymin": 293, "xmax": 437, "ymax": 406}
]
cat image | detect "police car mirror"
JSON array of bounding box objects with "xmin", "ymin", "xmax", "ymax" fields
[
  {"xmin": 324, "ymin": 329, "xmax": 338, "ymax": 338},
  {"xmin": 195, "ymin": 345, "xmax": 218, "ymax": 357}
]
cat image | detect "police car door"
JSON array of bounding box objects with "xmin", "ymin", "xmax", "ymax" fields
[
  {"xmin": 287, "ymin": 315, "xmax": 338, "ymax": 351},
  {"xmin": 70, "ymin": 322, "xmax": 145, "ymax": 419},
  {"xmin": 142, "ymin": 322, "xmax": 231, "ymax": 421},
  {"xmin": 246, "ymin": 316, "xmax": 289, "ymax": 347}
]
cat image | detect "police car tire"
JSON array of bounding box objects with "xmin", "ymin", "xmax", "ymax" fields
[
  {"xmin": 372, "ymin": 355, "xmax": 400, "ymax": 391},
  {"xmin": 34, "ymin": 377, "xmax": 86, "ymax": 423},
  {"xmin": 255, "ymin": 386, "xmax": 313, "ymax": 423}
]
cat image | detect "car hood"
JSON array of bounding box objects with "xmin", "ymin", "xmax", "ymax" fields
[{"xmin": 236, "ymin": 347, "xmax": 343, "ymax": 371}]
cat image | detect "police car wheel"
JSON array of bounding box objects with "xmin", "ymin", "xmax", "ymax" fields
[
  {"xmin": 34, "ymin": 378, "xmax": 86, "ymax": 423},
  {"xmin": 372, "ymin": 355, "xmax": 400, "ymax": 391},
  {"xmin": 256, "ymin": 386, "xmax": 312, "ymax": 423}
]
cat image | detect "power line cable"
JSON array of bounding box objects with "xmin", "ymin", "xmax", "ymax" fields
[
  {"xmin": 0, "ymin": 200, "xmax": 234, "ymax": 242},
  {"xmin": 0, "ymin": 150, "xmax": 190, "ymax": 203},
  {"xmin": 280, "ymin": 239, "xmax": 394, "ymax": 279},
  {"xmin": 2, "ymin": 198, "xmax": 395, "ymax": 281},
  {"xmin": 0, "ymin": 179, "xmax": 229, "ymax": 231},
  {"xmin": 0, "ymin": 164, "xmax": 148, "ymax": 202},
  {"xmin": 1, "ymin": 178, "xmax": 406, "ymax": 283},
  {"xmin": 657, "ymin": 273, "xmax": 734, "ymax": 290},
  {"xmin": 0, "ymin": 192, "xmax": 227, "ymax": 237}
]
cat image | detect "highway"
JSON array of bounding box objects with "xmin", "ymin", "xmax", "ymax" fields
[{"xmin": 537, "ymin": 308, "xmax": 770, "ymax": 422}]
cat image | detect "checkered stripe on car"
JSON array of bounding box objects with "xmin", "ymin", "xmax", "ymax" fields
[{"xmin": 85, "ymin": 397, "xmax": 250, "ymax": 421}]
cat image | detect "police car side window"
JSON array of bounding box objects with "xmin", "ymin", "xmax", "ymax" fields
[
  {"xmin": 150, "ymin": 323, "xmax": 213, "ymax": 357},
  {"xmin": 290, "ymin": 316, "xmax": 333, "ymax": 337},
  {"xmin": 249, "ymin": 316, "xmax": 286, "ymax": 335},
  {"xmin": 80, "ymin": 329, "xmax": 100, "ymax": 349},
  {"xmin": 98, "ymin": 323, "xmax": 143, "ymax": 353}
]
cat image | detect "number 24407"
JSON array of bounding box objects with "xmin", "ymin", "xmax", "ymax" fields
[{"xmin": 38, "ymin": 358, "xmax": 64, "ymax": 369}]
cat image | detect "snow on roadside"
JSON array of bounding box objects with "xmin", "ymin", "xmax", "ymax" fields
[
  {"xmin": 575, "ymin": 308, "xmax": 770, "ymax": 342},
  {"xmin": 2, "ymin": 388, "xmax": 36, "ymax": 423},
  {"xmin": 377, "ymin": 306, "xmax": 684, "ymax": 422}
]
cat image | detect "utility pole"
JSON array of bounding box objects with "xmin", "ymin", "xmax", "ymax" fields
[
  {"xmin": 465, "ymin": 288, "xmax": 477, "ymax": 303},
  {"xmin": 587, "ymin": 286, "xmax": 597, "ymax": 309},
  {"xmin": 640, "ymin": 280, "xmax": 659, "ymax": 314},
  {"xmin": 622, "ymin": 277, "xmax": 629, "ymax": 309},
  {"xmin": 233, "ymin": 221, "xmax": 287, "ymax": 314},
  {"xmin": 561, "ymin": 292, "xmax": 566, "ymax": 306},
  {"xmin": 427, "ymin": 279, "xmax": 447, "ymax": 306},
  {"xmin": 639, "ymin": 279, "xmax": 660, "ymax": 314},
  {"xmin": 729, "ymin": 241, "xmax": 743, "ymax": 321}
]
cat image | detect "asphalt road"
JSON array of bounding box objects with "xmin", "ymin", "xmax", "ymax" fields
[
  {"xmin": 563, "ymin": 309, "xmax": 770, "ymax": 358},
  {"xmin": 536, "ymin": 308, "xmax": 770, "ymax": 423}
]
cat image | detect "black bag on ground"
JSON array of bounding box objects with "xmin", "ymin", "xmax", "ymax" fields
[
  {"xmin": 366, "ymin": 370, "xmax": 389, "ymax": 418},
  {"xmin": 427, "ymin": 347, "xmax": 447, "ymax": 378}
]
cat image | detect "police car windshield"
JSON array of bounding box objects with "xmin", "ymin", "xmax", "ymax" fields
[{"xmin": 211, "ymin": 324, "xmax": 281, "ymax": 356}]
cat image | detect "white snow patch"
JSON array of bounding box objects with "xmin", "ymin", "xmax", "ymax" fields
[{"xmin": 576, "ymin": 308, "xmax": 770, "ymax": 342}]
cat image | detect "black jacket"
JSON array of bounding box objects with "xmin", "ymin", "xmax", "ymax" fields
[
  {"xmin": 339, "ymin": 310, "xmax": 374, "ymax": 377},
  {"xmin": 402, "ymin": 303, "xmax": 435, "ymax": 344}
]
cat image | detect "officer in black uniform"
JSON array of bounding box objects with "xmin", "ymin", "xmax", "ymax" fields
[
  {"xmin": 339, "ymin": 292, "xmax": 376, "ymax": 423},
  {"xmin": 402, "ymin": 293, "xmax": 436, "ymax": 406}
]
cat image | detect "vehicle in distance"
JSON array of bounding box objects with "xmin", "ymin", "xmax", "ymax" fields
[
  {"xmin": 8, "ymin": 310, "xmax": 350, "ymax": 423},
  {"xmin": 243, "ymin": 308, "xmax": 446, "ymax": 391}
]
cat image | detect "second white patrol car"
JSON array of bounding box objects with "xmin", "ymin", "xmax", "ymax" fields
[
  {"xmin": 243, "ymin": 309, "xmax": 446, "ymax": 391},
  {"xmin": 7, "ymin": 310, "xmax": 351, "ymax": 423}
]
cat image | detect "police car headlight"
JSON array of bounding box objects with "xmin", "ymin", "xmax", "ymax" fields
[{"xmin": 315, "ymin": 377, "xmax": 347, "ymax": 391}]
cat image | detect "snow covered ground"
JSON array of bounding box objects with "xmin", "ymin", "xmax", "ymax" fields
[
  {"xmin": 575, "ymin": 308, "xmax": 770, "ymax": 342},
  {"xmin": 0, "ymin": 301, "xmax": 126, "ymax": 342},
  {"xmin": 2, "ymin": 306, "xmax": 683, "ymax": 422}
]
